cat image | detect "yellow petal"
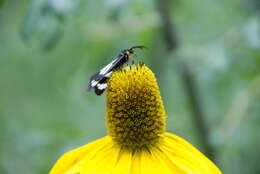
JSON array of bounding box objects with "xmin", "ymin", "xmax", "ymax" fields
[
  {"xmin": 50, "ymin": 133, "xmax": 222, "ymax": 174},
  {"xmin": 109, "ymin": 149, "xmax": 132, "ymax": 174},
  {"xmin": 159, "ymin": 132, "xmax": 222, "ymax": 174},
  {"xmin": 50, "ymin": 136, "xmax": 117, "ymax": 174}
]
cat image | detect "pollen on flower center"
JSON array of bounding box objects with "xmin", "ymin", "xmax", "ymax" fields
[{"xmin": 106, "ymin": 64, "xmax": 166, "ymax": 148}]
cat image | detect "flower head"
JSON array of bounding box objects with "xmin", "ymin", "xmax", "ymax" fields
[
  {"xmin": 106, "ymin": 64, "xmax": 165, "ymax": 148},
  {"xmin": 50, "ymin": 64, "xmax": 222, "ymax": 174}
]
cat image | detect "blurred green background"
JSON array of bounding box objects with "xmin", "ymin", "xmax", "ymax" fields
[{"xmin": 1, "ymin": 0, "xmax": 260, "ymax": 173}]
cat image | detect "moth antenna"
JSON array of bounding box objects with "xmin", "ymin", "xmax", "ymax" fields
[{"xmin": 130, "ymin": 45, "xmax": 147, "ymax": 50}]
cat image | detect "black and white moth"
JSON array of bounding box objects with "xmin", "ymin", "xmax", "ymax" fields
[{"xmin": 87, "ymin": 45, "xmax": 146, "ymax": 95}]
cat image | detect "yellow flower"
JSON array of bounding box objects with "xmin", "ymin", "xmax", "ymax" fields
[{"xmin": 50, "ymin": 64, "xmax": 222, "ymax": 174}]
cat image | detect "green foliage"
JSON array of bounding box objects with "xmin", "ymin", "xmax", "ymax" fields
[
  {"xmin": 0, "ymin": 0, "xmax": 260, "ymax": 174},
  {"xmin": 0, "ymin": 0, "xmax": 5, "ymax": 7}
]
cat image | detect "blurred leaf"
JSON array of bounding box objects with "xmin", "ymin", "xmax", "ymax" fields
[
  {"xmin": 107, "ymin": 7, "xmax": 121, "ymax": 22},
  {"xmin": 41, "ymin": 21, "xmax": 64, "ymax": 50},
  {"xmin": 20, "ymin": 0, "xmax": 78, "ymax": 51},
  {"xmin": 244, "ymin": 0, "xmax": 260, "ymax": 10},
  {"xmin": 20, "ymin": 0, "xmax": 46, "ymax": 41},
  {"xmin": 0, "ymin": 0, "xmax": 5, "ymax": 7}
]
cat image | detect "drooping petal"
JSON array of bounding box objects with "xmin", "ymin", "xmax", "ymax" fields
[
  {"xmin": 50, "ymin": 133, "xmax": 221, "ymax": 174},
  {"xmin": 50, "ymin": 136, "xmax": 118, "ymax": 174},
  {"xmin": 159, "ymin": 132, "xmax": 222, "ymax": 174}
]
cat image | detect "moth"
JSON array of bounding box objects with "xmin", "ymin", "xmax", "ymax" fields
[{"xmin": 87, "ymin": 45, "xmax": 146, "ymax": 95}]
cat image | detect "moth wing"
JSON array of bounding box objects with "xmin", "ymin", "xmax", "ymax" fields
[
  {"xmin": 87, "ymin": 58, "xmax": 118, "ymax": 91},
  {"xmin": 99, "ymin": 53, "xmax": 126, "ymax": 75},
  {"xmin": 87, "ymin": 71, "xmax": 102, "ymax": 91}
]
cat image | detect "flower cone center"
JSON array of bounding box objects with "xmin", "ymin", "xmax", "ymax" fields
[{"xmin": 106, "ymin": 64, "xmax": 166, "ymax": 149}]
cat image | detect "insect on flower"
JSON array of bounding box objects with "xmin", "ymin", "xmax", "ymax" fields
[{"xmin": 87, "ymin": 45, "xmax": 146, "ymax": 95}]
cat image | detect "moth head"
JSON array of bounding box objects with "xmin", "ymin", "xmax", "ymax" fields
[
  {"xmin": 125, "ymin": 45, "xmax": 146, "ymax": 59},
  {"xmin": 125, "ymin": 50, "xmax": 134, "ymax": 58}
]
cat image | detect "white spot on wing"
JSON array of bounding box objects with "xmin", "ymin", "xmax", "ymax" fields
[
  {"xmin": 97, "ymin": 83, "xmax": 107, "ymax": 90},
  {"xmin": 91, "ymin": 80, "xmax": 98, "ymax": 87}
]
